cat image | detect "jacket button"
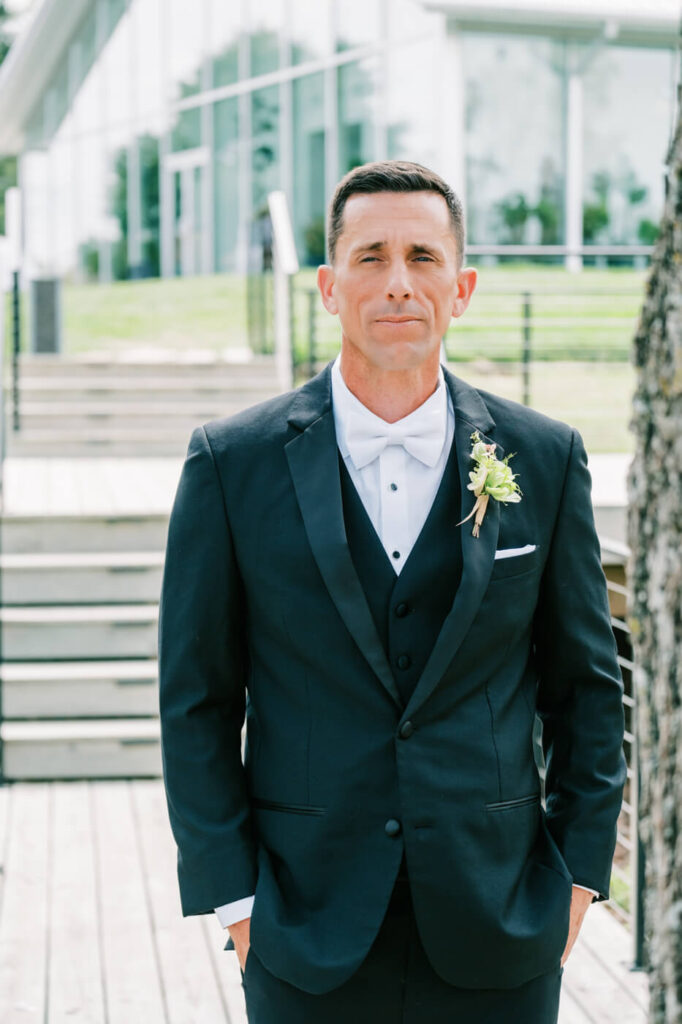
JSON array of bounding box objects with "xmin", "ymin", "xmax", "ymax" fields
[
  {"xmin": 397, "ymin": 654, "xmax": 411, "ymax": 670},
  {"xmin": 399, "ymin": 720, "xmax": 414, "ymax": 738},
  {"xmin": 385, "ymin": 818, "xmax": 401, "ymax": 837},
  {"xmin": 394, "ymin": 602, "xmax": 409, "ymax": 618}
]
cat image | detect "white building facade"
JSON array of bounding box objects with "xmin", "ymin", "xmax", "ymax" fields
[{"xmin": 0, "ymin": 0, "xmax": 677, "ymax": 282}]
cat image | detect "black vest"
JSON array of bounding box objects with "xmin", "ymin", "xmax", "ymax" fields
[{"xmin": 338, "ymin": 435, "xmax": 463, "ymax": 709}]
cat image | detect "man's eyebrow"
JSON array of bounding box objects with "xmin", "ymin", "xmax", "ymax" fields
[{"xmin": 349, "ymin": 241, "xmax": 443, "ymax": 257}]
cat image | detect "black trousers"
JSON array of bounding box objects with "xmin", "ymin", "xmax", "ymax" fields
[{"xmin": 240, "ymin": 858, "xmax": 564, "ymax": 1024}]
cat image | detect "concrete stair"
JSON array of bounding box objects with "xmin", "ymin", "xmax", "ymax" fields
[
  {"xmin": 6, "ymin": 351, "xmax": 281, "ymax": 456},
  {"xmin": 0, "ymin": 506, "xmax": 167, "ymax": 778},
  {"xmin": 0, "ymin": 510, "xmax": 167, "ymax": 779}
]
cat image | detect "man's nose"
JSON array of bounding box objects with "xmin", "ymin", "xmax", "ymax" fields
[{"xmin": 386, "ymin": 263, "xmax": 413, "ymax": 299}]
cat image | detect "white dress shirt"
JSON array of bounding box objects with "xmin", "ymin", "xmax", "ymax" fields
[{"xmin": 214, "ymin": 357, "xmax": 597, "ymax": 928}]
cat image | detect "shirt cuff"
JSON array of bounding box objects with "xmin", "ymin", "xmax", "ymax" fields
[
  {"xmin": 572, "ymin": 884, "xmax": 599, "ymax": 897},
  {"xmin": 214, "ymin": 895, "xmax": 255, "ymax": 928}
]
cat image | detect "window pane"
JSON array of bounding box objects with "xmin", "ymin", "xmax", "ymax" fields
[
  {"xmin": 386, "ymin": 37, "xmax": 439, "ymax": 167},
  {"xmin": 335, "ymin": 0, "xmax": 382, "ymax": 52},
  {"xmin": 209, "ymin": 0, "xmax": 241, "ymax": 87},
  {"xmin": 251, "ymin": 85, "xmax": 280, "ymax": 217},
  {"xmin": 168, "ymin": 0, "xmax": 205, "ymax": 99},
  {"xmin": 461, "ymin": 33, "xmax": 566, "ymax": 246},
  {"xmin": 582, "ymin": 44, "xmax": 674, "ymax": 246},
  {"xmin": 214, "ymin": 97, "xmax": 240, "ymax": 271},
  {"xmin": 291, "ymin": 0, "xmax": 331, "ymax": 64},
  {"xmin": 249, "ymin": 0, "xmax": 285, "ymax": 77},
  {"xmin": 293, "ymin": 73, "xmax": 326, "ymax": 265},
  {"xmin": 338, "ymin": 58, "xmax": 379, "ymax": 176}
]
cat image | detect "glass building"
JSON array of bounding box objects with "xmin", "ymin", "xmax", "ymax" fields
[{"xmin": 0, "ymin": 0, "xmax": 677, "ymax": 283}]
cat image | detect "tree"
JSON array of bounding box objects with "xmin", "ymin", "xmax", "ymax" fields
[{"xmin": 626, "ymin": 70, "xmax": 682, "ymax": 1023}]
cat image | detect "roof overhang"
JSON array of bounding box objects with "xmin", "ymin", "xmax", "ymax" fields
[
  {"xmin": 422, "ymin": 0, "xmax": 680, "ymax": 46},
  {"xmin": 0, "ymin": 0, "xmax": 92, "ymax": 154}
]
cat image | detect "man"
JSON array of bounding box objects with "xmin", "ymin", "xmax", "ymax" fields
[{"xmin": 158, "ymin": 160, "xmax": 627, "ymax": 1023}]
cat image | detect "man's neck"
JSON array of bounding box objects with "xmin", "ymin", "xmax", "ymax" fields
[{"xmin": 338, "ymin": 352, "xmax": 441, "ymax": 424}]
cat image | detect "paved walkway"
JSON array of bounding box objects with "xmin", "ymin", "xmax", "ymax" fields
[{"xmin": 0, "ymin": 780, "xmax": 649, "ymax": 1023}]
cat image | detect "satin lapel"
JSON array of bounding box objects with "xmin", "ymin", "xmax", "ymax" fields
[
  {"xmin": 403, "ymin": 368, "xmax": 505, "ymax": 718},
  {"xmin": 285, "ymin": 368, "xmax": 402, "ymax": 709}
]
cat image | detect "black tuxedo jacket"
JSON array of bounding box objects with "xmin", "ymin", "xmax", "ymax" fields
[{"xmin": 157, "ymin": 361, "xmax": 627, "ymax": 994}]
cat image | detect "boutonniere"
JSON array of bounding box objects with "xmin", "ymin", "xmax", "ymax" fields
[{"xmin": 457, "ymin": 431, "xmax": 522, "ymax": 537}]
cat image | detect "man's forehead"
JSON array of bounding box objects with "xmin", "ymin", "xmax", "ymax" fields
[
  {"xmin": 342, "ymin": 190, "xmax": 450, "ymax": 222},
  {"xmin": 340, "ymin": 192, "xmax": 454, "ymax": 249}
]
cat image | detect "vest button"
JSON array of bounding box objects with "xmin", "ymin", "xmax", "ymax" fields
[
  {"xmin": 394, "ymin": 602, "xmax": 409, "ymax": 618},
  {"xmin": 385, "ymin": 818, "xmax": 402, "ymax": 837},
  {"xmin": 397, "ymin": 654, "xmax": 411, "ymax": 671},
  {"xmin": 399, "ymin": 720, "xmax": 414, "ymax": 738}
]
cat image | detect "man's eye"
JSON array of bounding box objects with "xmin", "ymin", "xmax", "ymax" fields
[
  {"xmin": 360, "ymin": 256, "xmax": 379, "ymax": 263},
  {"xmin": 414, "ymin": 255, "xmax": 433, "ymax": 262}
]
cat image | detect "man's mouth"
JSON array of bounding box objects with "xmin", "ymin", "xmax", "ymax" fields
[{"xmin": 376, "ymin": 316, "xmax": 421, "ymax": 323}]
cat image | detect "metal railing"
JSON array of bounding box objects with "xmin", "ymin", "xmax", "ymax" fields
[
  {"xmin": 292, "ymin": 284, "xmax": 643, "ymax": 386},
  {"xmin": 598, "ymin": 536, "xmax": 644, "ymax": 970}
]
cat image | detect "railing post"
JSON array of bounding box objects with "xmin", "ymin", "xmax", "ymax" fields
[
  {"xmin": 11, "ymin": 270, "xmax": 20, "ymax": 431},
  {"xmin": 522, "ymin": 290, "xmax": 532, "ymax": 406},
  {"xmin": 6, "ymin": 188, "xmax": 22, "ymax": 432},
  {"xmin": 267, "ymin": 191, "xmax": 298, "ymax": 393},
  {"xmin": 632, "ymin": 717, "xmax": 647, "ymax": 969}
]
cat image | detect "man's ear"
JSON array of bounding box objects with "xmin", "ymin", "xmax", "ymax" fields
[
  {"xmin": 451, "ymin": 266, "xmax": 477, "ymax": 320},
  {"xmin": 317, "ymin": 264, "xmax": 338, "ymax": 315}
]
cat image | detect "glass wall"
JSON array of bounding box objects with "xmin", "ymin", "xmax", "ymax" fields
[
  {"xmin": 213, "ymin": 96, "xmax": 240, "ymax": 272},
  {"xmin": 338, "ymin": 58, "xmax": 380, "ymax": 176},
  {"xmin": 293, "ymin": 72, "xmax": 325, "ymax": 265},
  {"xmin": 15, "ymin": 0, "xmax": 676, "ymax": 286},
  {"xmin": 460, "ymin": 32, "xmax": 566, "ymax": 247},
  {"xmin": 582, "ymin": 44, "xmax": 674, "ymax": 246}
]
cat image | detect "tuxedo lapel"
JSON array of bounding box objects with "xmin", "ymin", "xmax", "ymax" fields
[
  {"xmin": 403, "ymin": 367, "xmax": 505, "ymax": 718},
  {"xmin": 285, "ymin": 366, "xmax": 403, "ymax": 709}
]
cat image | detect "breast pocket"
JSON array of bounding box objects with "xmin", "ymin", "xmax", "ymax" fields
[{"xmin": 489, "ymin": 543, "xmax": 543, "ymax": 582}]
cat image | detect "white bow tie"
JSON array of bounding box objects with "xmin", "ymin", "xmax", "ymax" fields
[{"xmin": 344, "ymin": 405, "xmax": 445, "ymax": 469}]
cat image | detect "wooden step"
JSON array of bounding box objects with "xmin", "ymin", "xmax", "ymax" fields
[
  {"xmin": 1, "ymin": 514, "xmax": 170, "ymax": 553},
  {"xmin": 0, "ymin": 659, "xmax": 158, "ymax": 718},
  {"xmin": 16, "ymin": 352, "xmax": 278, "ymax": 378},
  {"xmin": 0, "ymin": 551, "xmax": 164, "ymax": 604},
  {"xmin": 0, "ymin": 719, "xmax": 161, "ymax": 780},
  {"xmin": 0, "ymin": 603, "xmax": 158, "ymax": 661},
  {"xmin": 13, "ymin": 377, "xmax": 279, "ymax": 395}
]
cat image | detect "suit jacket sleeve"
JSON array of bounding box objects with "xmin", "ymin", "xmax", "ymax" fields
[
  {"xmin": 158, "ymin": 424, "xmax": 257, "ymax": 915},
  {"xmin": 532, "ymin": 426, "xmax": 627, "ymax": 903}
]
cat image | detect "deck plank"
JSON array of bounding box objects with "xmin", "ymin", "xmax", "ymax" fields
[
  {"xmin": 0, "ymin": 784, "xmax": 49, "ymax": 1022},
  {"xmin": 0, "ymin": 781, "xmax": 650, "ymax": 1022},
  {"xmin": 47, "ymin": 782, "xmax": 105, "ymax": 1022},
  {"xmin": 201, "ymin": 913, "xmax": 248, "ymax": 1024},
  {"xmin": 92, "ymin": 781, "xmax": 167, "ymax": 1024},
  {"xmin": 132, "ymin": 779, "xmax": 230, "ymax": 1023},
  {"xmin": 562, "ymin": 923, "xmax": 647, "ymax": 1023}
]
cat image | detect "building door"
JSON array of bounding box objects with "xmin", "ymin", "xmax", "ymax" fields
[{"xmin": 163, "ymin": 147, "xmax": 209, "ymax": 277}]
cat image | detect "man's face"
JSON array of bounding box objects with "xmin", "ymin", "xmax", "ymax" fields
[{"xmin": 317, "ymin": 190, "xmax": 477, "ymax": 374}]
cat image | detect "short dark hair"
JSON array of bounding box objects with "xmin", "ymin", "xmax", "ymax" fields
[{"xmin": 326, "ymin": 160, "xmax": 465, "ymax": 267}]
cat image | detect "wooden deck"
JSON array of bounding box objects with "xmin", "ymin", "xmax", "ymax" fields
[{"xmin": 0, "ymin": 780, "xmax": 649, "ymax": 1023}]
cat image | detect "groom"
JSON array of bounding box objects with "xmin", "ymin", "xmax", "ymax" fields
[{"xmin": 158, "ymin": 160, "xmax": 627, "ymax": 1022}]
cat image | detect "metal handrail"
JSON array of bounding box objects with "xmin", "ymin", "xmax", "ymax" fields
[{"xmin": 599, "ymin": 534, "xmax": 644, "ymax": 970}]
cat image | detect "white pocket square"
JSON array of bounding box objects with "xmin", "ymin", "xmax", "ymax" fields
[{"xmin": 494, "ymin": 543, "xmax": 537, "ymax": 560}]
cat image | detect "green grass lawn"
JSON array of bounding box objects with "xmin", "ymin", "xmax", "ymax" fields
[{"xmin": 2, "ymin": 262, "xmax": 648, "ymax": 452}]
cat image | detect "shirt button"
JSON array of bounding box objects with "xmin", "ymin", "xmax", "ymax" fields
[
  {"xmin": 385, "ymin": 819, "xmax": 402, "ymax": 837},
  {"xmin": 389, "ymin": 482, "xmax": 398, "ymax": 491},
  {"xmin": 392, "ymin": 550, "xmax": 401, "ymax": 560},
  {"xmin": 399, "ymin": 720, "xmax": 414, "ymax": 739},
  {"xmin": 394, "ymin": 602, "xmax": 409, "ymax": 618},
  {"xmin": 397, "ymin": 654, "xmax": 411, "ymax": 671}
]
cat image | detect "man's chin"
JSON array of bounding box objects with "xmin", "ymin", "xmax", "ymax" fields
[{"xmin": 361, "ymin": 336, "xmax": 439, "ymax": 372}]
